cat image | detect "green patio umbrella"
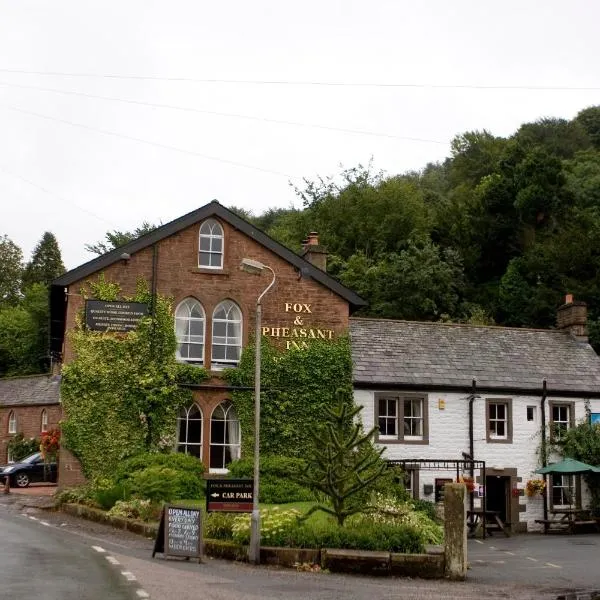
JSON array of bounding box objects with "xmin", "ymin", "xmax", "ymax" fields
[{"xmin": 535, "ymin": 457, "xmax": 600, "ymax": 474}]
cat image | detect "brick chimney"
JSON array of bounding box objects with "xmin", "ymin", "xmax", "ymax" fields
[
  {"xmin": 557, "ymin": 294, "xmax": 588, "ymax": 342},
  {"xmin": 301, "ymin": 232, "xmax": 327, "ymax": 271}
]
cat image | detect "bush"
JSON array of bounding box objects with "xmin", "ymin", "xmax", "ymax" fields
[
  {"xmin": 204, "ymin": 512, "xmax": 237, "ymax": 540},
  {"xmin": 412, "ymin": 498, "xmax": 438, "ymax": 522},
  {"xmin": 228, "ymin": 456, "xmax": 314, "ymax": 503},
  {"xmin": 128, "ymin": 466, "xmax": 203, "ymax": 503},
  {"xmin": 93, "ymin": 483, "xmax": 131, "ymax": 511},
  {"xmin": 7, "ymin": 434, "xmax": 40, "ymax": 462},
  {"xmin": 54, "ymin": 485, "xmax": 93, "ymax": 506},
  {"xmin": 108, "ymin": 498, "xmax": 157, "ymax": 521},
  {"xmin": 115, "ymin": 452, "xmax": 205, "ymax": 484},
  {"xmin": 266, "ymin": 520, "xmax": 424, "ymax": 553},
  {"xmin": 232, "ymin": 507, "xmax": 301, "ymax": 545}
]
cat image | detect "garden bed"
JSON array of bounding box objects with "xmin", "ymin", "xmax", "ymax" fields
[{"xmin": 59, "ymin": 503, "xmax": 446, "ymax": 577}]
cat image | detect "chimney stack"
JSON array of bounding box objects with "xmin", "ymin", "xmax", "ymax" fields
[
  {"xmin": 557, "ymin": 294, "xmax": 588, "ymax": 342},
  {"xmin": 301, "ymin": 232, "xmax": 327, "ymax": 271}
]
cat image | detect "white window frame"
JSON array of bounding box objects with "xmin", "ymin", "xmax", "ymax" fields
[
  {"xmin": 377, "ymin": 397, "xmax": 398, "ymax": 439},
  {"xmin": 211, "ymin": 300, "xmax": 242, "ymax": 369},
  {"xmin": 488, "ymin": 402, "xmax": 508, "ymax": 440},
  {"xmin": 8, "ymin": 411, "xmax": 16, "ymax": 435},
  {"xmin": 175, "ymin": 298, "xmax": 206, "ymax": 365},
  {"xmin": 198, "ymin": 219, "xmax": 224, "ymax": 269},
  {"xmin": 551, "ymin": 403, "xmax": 571, "ymax": 441},
  {"xmin": 177, "ymin": 404, "xmax": 203, "ymax": 458},
  {"xmin": 403, "ymin": 398, "xmax": 424, "ymax": 440},
  {"xmin": 375, "ymin": 394, "xmax": 427, "ymax": 443},
  {"xmin": 551, "ymin": 474, "xmax": 575, "ymax": 508},
  {"xmin": 41, "ymin": 409, "xmax": 48, "ymax": 433},
  {"xmin": 209, "ymin": 401, "xmax": 241, "ymax": 473}
]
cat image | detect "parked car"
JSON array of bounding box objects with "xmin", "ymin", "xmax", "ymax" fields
[{"xmin": 0, "ymin": 452, "xmax": 57, "ymax": 487}]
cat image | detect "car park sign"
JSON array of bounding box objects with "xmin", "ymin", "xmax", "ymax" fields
[{"xmin": 206, "ymin": 479, "xmax": 253, "ymax": 512}]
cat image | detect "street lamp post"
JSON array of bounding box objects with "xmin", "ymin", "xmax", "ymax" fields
[{"xmin": 240, "ymin": 258, "xmax": 276, "ymax": 565}]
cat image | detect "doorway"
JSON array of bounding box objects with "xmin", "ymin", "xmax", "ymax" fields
[{"xmin": 485, "ymin": 475, "xmax": 510, "ymax": 524}]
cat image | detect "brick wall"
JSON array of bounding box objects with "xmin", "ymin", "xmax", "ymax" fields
[
  {"xmin": 63, "ymin": 218, "xmax": 349, "ymax": 363},
  {"xmin": 0, "ymin": 404, "xmax": 62, "ymax": 464},
  {"xmin": 58, "ymin": 216, "xmax": 352, "ymax": 483}
]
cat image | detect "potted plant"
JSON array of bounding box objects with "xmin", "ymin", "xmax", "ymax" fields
[
  {"xmin": 525, "ymin": 479, "xmax": 546, "ymax": 497},
  {"xmin": 457, "ymin": 475, "xmax": 475, "ymax": 493}
]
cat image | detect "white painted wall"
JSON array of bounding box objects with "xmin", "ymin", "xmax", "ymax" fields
[{"xmin": 355, "ymin": 389, "xmax": 600, "ymax": 532}]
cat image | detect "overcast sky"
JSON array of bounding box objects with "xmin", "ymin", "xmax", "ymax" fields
[{"xmin": 1, "ymin": 0, "xmax": 599, "ymax": 270}]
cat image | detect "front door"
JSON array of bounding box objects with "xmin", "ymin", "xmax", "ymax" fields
[{"xmin": 485, "ymin": 475, "xmax": 510, "ymax": 524}]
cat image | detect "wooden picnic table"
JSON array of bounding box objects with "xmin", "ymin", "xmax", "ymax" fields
[
  {"xmin": 467, "ymin": 509, "xmax": 510, "ymax": 537},
  {"xmin": 536, "ymin": 508, "xmax": 599, "ymax": 533}
]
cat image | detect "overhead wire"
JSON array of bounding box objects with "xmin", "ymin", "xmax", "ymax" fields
[
  {"xmin": 0, "ymin": 68, "xmax": 599, "ymax": 90},
  {"xmin": 0, "ymin": 79, "xmax": 446, "ymax": 144},
  {"xmin": 0, "ymin": 102, "xmax": 300, "ymax": 180}
]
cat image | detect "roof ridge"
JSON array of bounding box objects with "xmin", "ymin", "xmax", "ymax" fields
[{"xmin": 349, "ymin": 316, "xmax": 565, "ymax": 334}]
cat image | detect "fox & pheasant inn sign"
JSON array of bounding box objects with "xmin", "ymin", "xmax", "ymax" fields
[{"xmin": 263, "ymin": 302, "xmax": 336, "ymax": 350}]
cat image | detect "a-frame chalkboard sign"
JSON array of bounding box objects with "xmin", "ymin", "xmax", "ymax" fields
[{"xmin": 152, "ymin": 504, "xmax": 203, "ymax": 563}]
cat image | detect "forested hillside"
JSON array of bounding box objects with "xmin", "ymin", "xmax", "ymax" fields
[{"xmin": 249, "ymin": 105, "xmax": 600, "ymax": 347}]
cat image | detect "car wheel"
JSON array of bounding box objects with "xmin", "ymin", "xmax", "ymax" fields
[{"xmin": 14, "ymin": 473, "xmax": 30, "ymax": 488}]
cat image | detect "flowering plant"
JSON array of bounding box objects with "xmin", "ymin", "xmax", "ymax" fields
[
  {"xmin": 40, "ymin": 428, "xmax": 61, "ymax": 461},
  {"xmin": 457, "ymin": 475, "xmax": 475, "ymax": 493},
  {"xmin": 526, "ymin": 479, "xmax": 546, "ymax": 497}
]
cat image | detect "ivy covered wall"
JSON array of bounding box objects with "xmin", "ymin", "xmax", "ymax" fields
[
  {"xmin": 226, "ymin": 335, "xmax": 353, "ymax": 459},
  {"xmin": 60, "ymin": 276, "xmax": 208, "ymax": 478}
]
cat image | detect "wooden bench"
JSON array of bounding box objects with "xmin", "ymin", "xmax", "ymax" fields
[{"xmin": 535, "ymin": 518, "xmax": 570, "ymax": 533}]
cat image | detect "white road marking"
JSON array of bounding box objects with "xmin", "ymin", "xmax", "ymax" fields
[
  {"xmin": 136, "ymin": 591, "xmax": 150, "ymax": 598},
  {"xmin": 121, "ymin": 571, "xmax": 137, "ymax": 581},
  {"xmin": 40, "ymin": 521, "xmax": 51, "ymax": 527},
  {"xmin": 28, "ymin": 516, "xmax": 38, "ymax": 521},
  {"xmin": 492, "ymin": 560, "xmax": 505, "ymax": 564},
  {"xmin": 489, "ymin": 546, "xmax": 496, "ymax": 550},
  {"xmin": 545, "ymin": 562, "xmax": 562, "ymax": 569},
  {"xmin": 106, "ymin": 556, "xmax": 120, "ymax": 565},
  {"xmin": 475, "ymin": 559, "xmax": 484, "ymax": 563},
  {"xmin": 504, "ymin": 551, "xmax": 515, "ymax": 555},
  {"xmin": 92, "ymin": 546, "xmax": 106, "ymax": 553},
  {"xmin": 474, "ymin": 539, "xmax": 484, "ymax": 544},
  {"xmin": 526, "ymin": 556, "xmax": 538, "ymax": 562}
]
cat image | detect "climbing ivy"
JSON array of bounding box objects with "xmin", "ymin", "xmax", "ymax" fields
[
  {"xmin": 61, "ymin": 275, "xmax": 209, "ymax": 478},
  {"xmin": 225, "ymin": 335, "xmax": 353, "ymax": 458}
]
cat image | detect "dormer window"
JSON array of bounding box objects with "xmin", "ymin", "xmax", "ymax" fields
[{"xmin": 199, "ymin": 219, "xmax": 224, "ymax": 269}]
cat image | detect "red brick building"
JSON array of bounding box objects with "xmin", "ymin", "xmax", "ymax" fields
[
  {"xmin": 0, "ymin": 375, "xmax": 61, "ymax": 464},
  {"xmin": 50, "ymin": 201, "xmax": 364, "ymax": 484}
]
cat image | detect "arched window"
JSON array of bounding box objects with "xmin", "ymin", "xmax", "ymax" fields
[
  {"xmin": 211, "ymin": 300, "xmax": 242, "ymax": 368},
  {"xmin": 8, "ymin": 411, "xmax": 16, "ymax": 435},
  {"xmin": 41, "ymin": 409, "xmax": 48, "ymax": 433},
  {"xmin": 210, "ymin": 401, "xmax": 240, "ymax": 471},
  {"xmin": 177, "ymin": 404, "xmax": 203, "ymax": 458},
  {"xmin": 175, "ymin": 298, "xmax": 205, "ymax": 364},
  {"xmin": 198, "ymin": 219, "xmax": 224, "ymax": 269}
]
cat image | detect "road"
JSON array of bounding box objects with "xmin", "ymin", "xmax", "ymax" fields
[
  {"xmin": 2, "ymin": 492, "xmax": 600, "ymax": 600},
  {"xmin": 0, "ymin": 511, "xmax": 135, "ymax": 599}
]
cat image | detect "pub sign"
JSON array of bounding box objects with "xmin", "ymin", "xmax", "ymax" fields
[{"xmin": 85, "ymin": 300, "xmax": 148, "ymax": 332}]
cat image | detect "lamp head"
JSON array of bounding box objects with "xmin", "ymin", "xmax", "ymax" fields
[{"xmin": 240, "ymin": 258, "xmax": 266, "ymax": 275}]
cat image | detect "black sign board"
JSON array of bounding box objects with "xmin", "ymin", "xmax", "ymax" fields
[
  {"xmin": 206, "ymin": 479, "xmax": 253, "ymax": 513},
  {"xmin": 152, "ymin": 504, "xmax": 203, "ymax": 562},
  {"xmin": 85, "ymin": 300, "xmax": 148, "ymax": 332}
]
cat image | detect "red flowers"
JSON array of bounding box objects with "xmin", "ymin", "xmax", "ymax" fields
[{"xmin": 40, "ymin": 428, "xmax": 61, "ymax": 459}]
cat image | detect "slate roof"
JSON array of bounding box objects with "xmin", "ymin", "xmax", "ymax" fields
[
  {"xmin": 0, "ymin": 375, "xmax": 60, "ymax": 407},
  {"xmin": 350, "ymin": 318, "xmax": 600, "ymax": 395}
]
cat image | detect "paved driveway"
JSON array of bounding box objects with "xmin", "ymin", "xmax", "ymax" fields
[{"xmin": 468, "ymin": 533, "xmax": 600, "ymax": 591}]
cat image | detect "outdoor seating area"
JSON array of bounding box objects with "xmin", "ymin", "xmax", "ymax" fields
[
  {"xmin": 467, "ymin": 509, "xmax": 510, "ymax": 538},
  {"xmin": 534, "ymin": 458, "xmax": 600, "ymax": 534},
  {"xmin": 535, "ymin": 508, "xmax": 600, "ymax": 534}
]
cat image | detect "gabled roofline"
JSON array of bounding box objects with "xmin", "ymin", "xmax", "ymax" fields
[{"xmin": 52, "ymin": 200, "xmax": 366, "ymax": 309}]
